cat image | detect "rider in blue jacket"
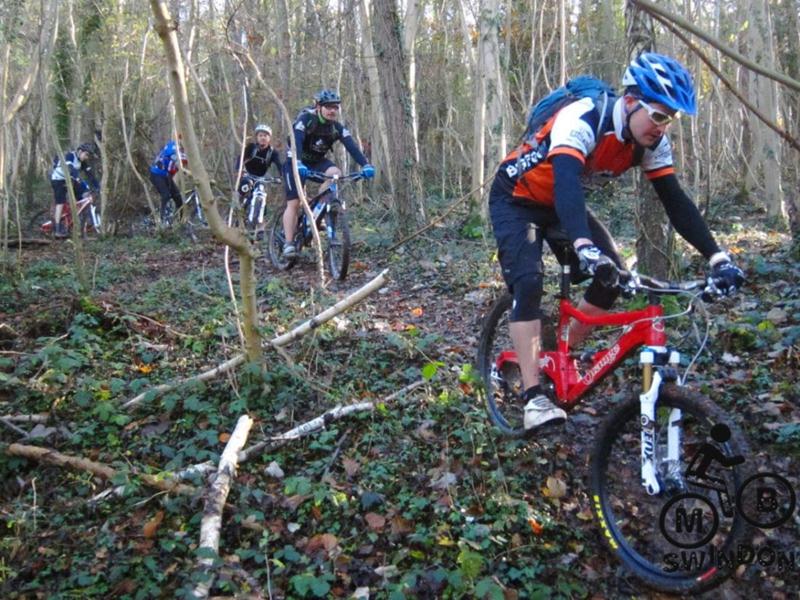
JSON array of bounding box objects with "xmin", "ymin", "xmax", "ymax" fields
[{"xmin": 149, "ymin": 140, "xmax": 188, "ymax": 222}]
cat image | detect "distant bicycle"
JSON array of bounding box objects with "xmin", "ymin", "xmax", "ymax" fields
[
  {"xmin": 238, "ymin": 175, "xmax": 281, "ymax": 237},
  {"xmin": 268, "ymin": 171, "xmax": 362, "ymax": 280},
  {"xmin": 160, "ymin": 188, "xmax": 206, "ymax": 229},
  {"xmin": 36, "ymin": 191, "xmax": 101, "ymax": 238}
]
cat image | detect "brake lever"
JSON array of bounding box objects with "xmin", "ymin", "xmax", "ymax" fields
[{"xmin": 700, "ymin": 276, "xmax": 721, "ymax": 303}]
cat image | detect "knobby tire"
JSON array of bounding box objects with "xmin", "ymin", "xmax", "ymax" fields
[
  {"xmin": 589, "ymin": 384, "xmax": 751, "ymax": 594},
  {"xmin": 268, "ymin": 208, "xmax": 295, "ymax": 271},
  {"xmin": 325, "ymin": 205, "xmax": 350, "ymax": 280},
  {"xmin": 476, "ymin": 292, "xmax": 558, "ymax": 436}
]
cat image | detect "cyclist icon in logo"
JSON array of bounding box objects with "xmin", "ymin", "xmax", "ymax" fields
[
  {"xmin": 659, "ymin": 423, "xmax": 797, "ymax": 549},
  {"xmin": 683, "ymin": 423, "xmax": 745, "ymax": 517}
]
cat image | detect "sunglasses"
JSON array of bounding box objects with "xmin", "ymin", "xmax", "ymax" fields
[
  {"xmin": 321, "ymin": 103, "xmax": 340, "ymax": 110},
  {"xmin": 638, "ymin": 100, "xmax": 679, "ymax": 126}
]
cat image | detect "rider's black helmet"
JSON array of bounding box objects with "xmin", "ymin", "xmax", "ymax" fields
[{"xmin": 77, "ymin": 143, "xmax": 97, "ymax": 157}]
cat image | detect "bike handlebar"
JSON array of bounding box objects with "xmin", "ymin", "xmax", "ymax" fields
[
  {"xmin": 248, "ymin": 175, "xmax": 282, "ymax": 184},
  {"xmin": 305, "ymin": 171, "xmax": 364, "ymax": 183},
  {"xmin": 615, "ymin": 269, "xmax": 724, "ymax": 301}
]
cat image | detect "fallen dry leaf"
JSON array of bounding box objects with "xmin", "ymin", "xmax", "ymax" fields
[
  {"xmin": 390, "ymin": 515, "xmax": 414, "ymax": 535},
  {"xmin": 528, "ymin": 517, "xmax": 544, "ymax": 535},
  {"xmin": 306, "ymin": 533, "xmax": 339, "ymax": 555},
  {"xmin": 143, "ymin": 510, "xmax": 164, "ymax": 539},
  {"xmin": 365, "ymin": 512, "xmax": 386, "ymax": 530},
  {"xmin": 342, "ymin": 457, "xmax": 360, "ymax": 477},
  {"xmin": 543, "ymin": 476, "xmax": 567, "ymax": 499}
]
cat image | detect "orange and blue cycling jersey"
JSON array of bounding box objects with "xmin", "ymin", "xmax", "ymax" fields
[{"xmin": 495, "ymin": 97, "xmax": 675, "ymax": 206}]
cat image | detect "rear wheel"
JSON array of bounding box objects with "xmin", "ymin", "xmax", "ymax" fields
[
  {"xmin": 268, "ymin": 208, "xmax": 295, "ymax": 271},
  {"xmin": 589, "ymin": 385, "xmax": 751, "ymax": 594},
  {"xmin": 28, "ymin": 207, "xmax": 51, "ymax": 237},
  {"xmin": 161, "ymin": 201, "xmax": 175, "ymax": 228},
  {"xmin": 325, "ymin": 204, "xmax": 350, "ymax": 280},
  {"xmin": 476, "ymin": 292, "xmax": 558, "ymax": 436}
]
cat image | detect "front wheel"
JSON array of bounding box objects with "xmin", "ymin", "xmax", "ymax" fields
[
  {"xmin": 324, "ymin": 204, "xmax": 350, "ymax": 280},
  {"xmin": 80, "ymin": 206, "xmax": 101, "ymax": 237},
  {"xmin": 589, "ymin": 384, "xmax": 751, "ymax": 594},
  {"xmin": 268, "ymin": 208, "xmax": 295, "ymax": 271}
]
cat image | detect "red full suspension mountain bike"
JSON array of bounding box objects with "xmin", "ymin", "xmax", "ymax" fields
[
  {"xmin": 476, "ymin": 265, "xmax": 752, "ymax": 594},
  {"xmin": 39, "ymin": 191, "xmax": 101, "ymax": 238}
]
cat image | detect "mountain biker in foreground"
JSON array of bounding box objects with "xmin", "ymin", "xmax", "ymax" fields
[
  {"xmin": 488, "ymin": 52, "xmax": 745, "ymax": 431},
  {"xmin": 50, "ymin": 143, "xmax": 99, "ymax": 238},
  {"xmin": 149, "ymin": 139, "xmax": 188, "ymax": 223},
  {"xmin": 281, "ymin": 89, "xmax": 375, "ymax": 258},
  {"xmin": 237, "ymin": 123, "xmax": 283, "ymax": 198}
]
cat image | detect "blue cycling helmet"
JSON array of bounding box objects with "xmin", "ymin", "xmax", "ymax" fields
[
  {"xmin": 314, "ymin": 89, "xmax": 341, "ymax": 105},
  {"xmin": 622, "ymin": 52, "xmax": 697, "ymax": 115}
]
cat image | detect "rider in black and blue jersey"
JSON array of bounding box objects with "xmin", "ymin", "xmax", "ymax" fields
[{"xmin": 281, "ymin": 89, "xmax": 375, "ymax": 258}]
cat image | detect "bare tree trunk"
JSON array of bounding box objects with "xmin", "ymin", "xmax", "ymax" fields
[
  {"xmin": 478, "ymin": 0, "xmax": 506, "ymax": 221},
  {"xmin": 1, "ymin": 0, "xmax": 57, "ymax": 265},
  {"xmin": 150, "ymin": 0, "xmax": 263, "ymax": 363},
  {"xmin": 370, "ymin": 0, "xmax": 424, "ymax": 235},
  {"xmin": 276, "ymin": 0, "xmax": 292, "ymax": 96},
  {"xmin": 404, "ymin": 0, "xmax": 421, "ymax": 162},
  {"xmin": 744, "ymin": 0, "xmax": 785, "ymax": 221},
  {"xmin": 358, "ymin": 0, "xmax": 393, "ymax": 192},
  {"xmin": 626, "ymin": 1, "xmax": 671, "ymax": 278}
]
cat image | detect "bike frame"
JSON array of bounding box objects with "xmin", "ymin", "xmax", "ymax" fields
[
  {"xmin": 493, "ymin": 265, "xmax": 709, "ymax": 495},
  {"xmin": 296, "ymin": 171, "xmax": 361, "ymax": 245},
  {"xmin": 42, "ymin": 193, "xmax": 99, "ymax": 234}
]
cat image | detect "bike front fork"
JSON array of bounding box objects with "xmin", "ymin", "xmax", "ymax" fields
[{"xmin": 639, "ymin": 349, "xmax": 682, "ymax": 496}]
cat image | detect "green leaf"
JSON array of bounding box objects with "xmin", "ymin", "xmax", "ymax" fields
[
  {"xmin": 422, "ymin": 361, "xmax": 445, "ymax": 381},
  {"xmin": 457, "ymin": 546, "xmax": 484, "ymax": 580},
  {"xmin": 310, "ymin": 578, "xmax": 331, "ymax": 597}
]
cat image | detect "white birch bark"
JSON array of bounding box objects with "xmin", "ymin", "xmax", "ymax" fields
[{"xmin": 192, "ymin": 415, "xmax": 254, "ymax": 599}]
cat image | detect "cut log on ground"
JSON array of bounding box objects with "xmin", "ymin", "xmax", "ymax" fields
[
  {"xmin": 192, "ymin": 414, "xmax": 254, "ymax": 599},
  {"xmin": 6, "ymin": 443, "xmax": 196, "ymax": 496}
]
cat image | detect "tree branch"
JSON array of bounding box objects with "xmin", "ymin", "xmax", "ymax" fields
[
  {"xmin": 6, "ymin": 443, "xmax": 196, "ymax": 496},
  {"xmin": 238, "ymin": 378, "xmax": 425, "ymax": 462},
  {"xmin": 122, "ymin": 269, "xmax": 389, "ymax": 410},
  {"xmin": 631, "ymin": 0, "xmax": 800, "ymax": 92}
]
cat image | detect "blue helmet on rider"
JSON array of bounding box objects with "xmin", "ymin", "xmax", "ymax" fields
[
  {"xmin": 314, "ymin": 89, "xmax": 341, "ymax": 106},
  {"xmin": 622, "ymin": 52, "xmax": 696, "ymax": 115}
]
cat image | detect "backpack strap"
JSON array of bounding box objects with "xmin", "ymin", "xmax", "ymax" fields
[
  {"xmin": 632, "ymin": 143, "xmax": 646, "ymax": 167},
  {"xmin": 595, "ymin": 91, "xmax": 611, "ymax": 140}
]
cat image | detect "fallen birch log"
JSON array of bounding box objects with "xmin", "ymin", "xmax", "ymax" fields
[
  {"xmin": 123, "ymin": 269, "xmax": 389, "ymax": 410},
  {"xmin": 238, "ymin": 379, "xmax": 425, "ymax": 463},
  {"xmin": 270, "ymin": 268, "xmax": 389, "ymax": 347},
  {"xmin": 192, "ymin": 415, "xmax": 254, "ymax": 599},
  {"xmin": 6, "ymin": 444, "xmax": 196, "ymax": 496},
  {"xmin": 0, "ymin": 414, "xmax": 51, "ymax": 424},
  {"xmin": 89, "ymin": 461, "xmax": 217, "ymax": 504}
]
